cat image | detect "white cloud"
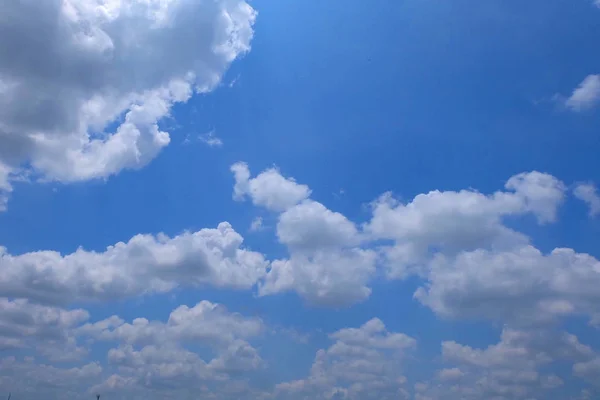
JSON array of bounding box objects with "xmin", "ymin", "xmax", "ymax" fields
[
  {"xmin": 0, "ymin": 298, "xmax": 89, "ymax": 361},
  {"xmin": 415, "ymin": 245, "xmax": 600, "ymax": 326},
  {"xmin": 565, "ymin": 74, "xmax": 600, "ymax": 111},
  {"xmin": 231, "ymin": 162, "xmax": 311, "ymax": 212},
  {"xmin": 259, "ymin": 249, "xmax": 377, "ymax": 307},
  {"xmin": 277, "ymin": 200, "xmax": 360, "ymax": 251},
  {"xmin": 366, "ymin": 171, "xmax": 565, "ymax": 279},
  {"xmin": 574, "ymin": 183, "xmax": 600, "ymax": 217},
  {"xmin": 418, "ymin": 328, "xmax": 593, "ymax": 400},
  {"xmin": 0, "ymin": 0, "xmax": 256, "ymax": 208},
  {"xmin": 275, "ymin": 318, "xmax": 415, "ymax": 400},
  {"xmin": 78, "ymin": 300, "xmax": 263, "ymax": 346},
  {"xmin": 0, "ymin": 222, "xmax": 267, "ymax": 305},
  {"xmin": 198, "ymin": 130, "xmax": 224, "ymax": 147},
  {"xmin": 84, "ymin": 300, "xmax": 266, "ymax": 399},
  {"xmin": 234, "ymin": 163, "xmax": 376, "ymax": 306}
]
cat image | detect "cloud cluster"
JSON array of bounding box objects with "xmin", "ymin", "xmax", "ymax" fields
[
  {"xmin": 0, "ymin": 222, "xmax": 267, "ymax": 305},
  {"xmin": 232, "ymin": 163, "xmax": 377, "ymax": 306},
  {"xmin": 0, "ymin": 0, "xmax": 256, "ymax": 209}
]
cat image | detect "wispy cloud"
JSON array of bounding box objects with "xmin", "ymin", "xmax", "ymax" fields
[
  {"xmin": 198, "ymin": 130, "xmax": 224, "ymax": 147},
  {"xmin": 564, "ymin": 74, "xmax": 600, "ymax": 111}
]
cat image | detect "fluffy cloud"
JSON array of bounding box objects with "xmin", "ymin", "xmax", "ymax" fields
[
  {"xmin": 0, "ymin": 298, "xmax": 89, "ymax": 361},
  {"xmin": 418, "ymin": 328, "xmax": 594, "ymax": 400},
  {"xmin": 233, "ymin": 163, "xmax": 376, "ymax": 306},
  {"xmin": 574, "ymin": 183, "xmax": 600, "ymax": 217},
  {"xmin": 82, "ymin": 300, "xmax": 265, "ymax": 397},
  {"xmin": 415, "ymin": 245, "xmax": 600, "ymax": 326},
  {"xmin": 0, "ymin": 299, "xmax": 268, "ymax": 400},
  {"xmin": 275, "ymin": 318, "xmax": 415, "ymax": 400},
  {"xmin": 231, "ymin": 162, "xmax": 311, "ymax": 212},
  {"xmin": 78, "ymin": 300, "xmax": 263, "ymax": 346},
  {"xmin": 564, "ymin": 74, "xmax": 600, "ymax": 111},
  {"xmin": 259, "ymin": 249, "xmax": 377, "ymax": 307},
  {"xmin": 0, "ymin": 0, "xmax": 256, "ymax": 208},
  {"xmin": 366, "ymin": 171, "xmax": 565, "ymax": 279},
  {"xmin": 0, "ymin": 222, "xmax": 267, "ymax": 305}
]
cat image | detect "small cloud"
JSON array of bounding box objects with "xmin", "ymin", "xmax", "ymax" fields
[
  {"xmin": 563, "ymin": 74, "xmax": 600, "ymax": 112},
  {"xmin": 574, "ymin": 183, "xmax": 600, "ymax": 218},
  {"xmin": 250, "ymin": 217, "xmax": 264, "ymax": 232},
  {"xmin": 198, "ymin": 130, "xmax": 223, "ymax": 147},
  {"xmin": 228, "ymin": 74, "xmax": 241, "ymax": 88}
]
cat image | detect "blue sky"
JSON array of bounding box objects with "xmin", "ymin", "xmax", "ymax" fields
[{"xmin": 0, "ymin": 0, "xmax": 600, "ymax": 399}]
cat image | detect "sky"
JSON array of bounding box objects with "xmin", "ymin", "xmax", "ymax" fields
[{"xmin": 0, "ymin": 0, "xmax": 600, "ymax": 399}]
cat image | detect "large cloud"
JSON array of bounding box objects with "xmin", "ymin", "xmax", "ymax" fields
[
  {"xmin": 414, "ymin": 245, "xmax": 600, "ymax": 327},
  {"xmin": 0, "ymin": 299, "xmax": 268, "ymax": 400},
  {"xmin": 0, "ymin": 222, "xmax": 267, "ymax": 305},
  {"xmin": 0, "ymin": 0, "xmax": 256, "ymax": 208},
  {"xmin": 366, "ymin": 171, "xmax": 565, "ymax": 279}
]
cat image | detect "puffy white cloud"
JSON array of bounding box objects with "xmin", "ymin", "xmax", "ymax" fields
[
  {"xmin": 0, "ymin": 0, "xmax": 256, "ymax": 208},
  {"xmin": 277, "ymin": 200, "xmax": 360, "ymax": 251},
  {"xmin": 259, "ymin": 249, "xmax": 377, "ymax": 307},
  {"xmin": 418, "ymin": 328, "xmax": 594, "ymax": 400},
  {"xmin": 78, "ymin": 300, "xmax": 263, "ymax": 346},
  {"xmin": 275, "ymin": 318, "xmax": 415, "ymax": 400},
  {"xmin": 83, "ymin": 300, "xmax": 266, "ymax": 399},
  {"xmin": 0, "ymin": 298, "xmax": 89, "ymax": 361},
  {"xmin": 0, "ymin": 222, "xmax": 267, "ymax": 305},
  {"xmin": 366, "ymin": 171, "xmax": 565, "ymax": 279},
  {"xmin": 414, "ymin": 245, "xmax": 600, "ymax": 326},
  {"xmin": 574, "ymin": 183, "xmax": 600, "ymax": 217},
  {"xmin": 233, "ymin": 162, "xmax": 377, "ymax": 306},
  {"xmin": 231, "ymin": 162, "xmax": 311, "ymax": 212},
  {"xmin": 565, "ymin": 74, "xmax": 600, "ymax": 111}
]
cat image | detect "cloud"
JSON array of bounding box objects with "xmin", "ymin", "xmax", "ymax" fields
[
  {"xmin": 275, "ymin": 318, "xmax": 415, "ymax": 400},
  {"xmin": 0, "ymin": 222, "xmax": 267, "ymax": 305},
  {"xmin": 0, "ymin": 357, "xmax": 102, "ymax": 400},
  {"xmin": 198, "ymin": 130, "xmax": 224, "ymax": 147},
  {"xmin": 0, "ymin": 298, "xmax": 89, "ymax": 361},
  {"xmin": 0, "ymin": 0, "xmax": 256, "ymax": 209},
  {"xmin": 85, "ymin": 300, "xmax": 266, "ymax": 399},
  {"xmin": 574, "ymin": 183, "xmax": 600, "ymax": 217},
  {"xmin": 234, "ymin": 163, "xmax": 376, "ymax": 306},
  {"xmin": 259, "ymin": 248, "xmax": 377, "ymax": 307},
  {"xmin": 249, "ymin": 216, "xmax": 264, "ymax": 232},
  {"xmin": 231, "ymin": 162, "xmax": 311, "ymax": 212},
  {"xmin": 418, "ymin": 328, "xmax": 593, "ymax": 400},
  {"xmin": 0, "ymin": 299, "xmax": 268, "ymax": 400},
  {"xmin": 415, "ymin": 245, "xmax": 600, "ymax": 326},
  {"xmin": 564, "ymin": 74, "xmax": 600, "ymax": 111},
  {"xmin": 366, "ymin": 171, "xmax": 565, "ymax": 279}
]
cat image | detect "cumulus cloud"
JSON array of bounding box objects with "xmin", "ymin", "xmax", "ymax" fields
[
  {"xmin": 275, "ymin": 318, "xmax": 415, "ymax": 400},
  {"xmin": 84, "ymin": 300, "xmax": 266, "ymax": 399},
  {"xmin": 0, "ymin": 222, "xmax": 267, "ymax": 305},
  {"xmin": 574, "ymin": 183, "xmax": 600, "ymax": 217},
  {"xmin": 0, "ymin": 0, "xmax": 256, "ymax": 208},
  {"xmin": 366, "ymin": 171, "xmax": 565, "ymax": 279},
  {"xmin": 0, "ymin": 298, "xmax": 89, "ymax": 361},
  {"xmin": 564, "ymin": 74, "xmax": 600, "ymax": 111},
  {"xmin": 231, "ymin": 162, "xmax": 311, "ymax": 212},
  {"xmin": 233, "ymin": 162, "xmax": 376, "ymax": 306},
  {"xmin": 417, "ymin": 328, "xmax": 594, "ymax": 400},
  {"xmin": 414, "ymin": 245, "xmax": 600, "ymax": 327}
]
